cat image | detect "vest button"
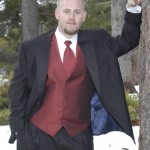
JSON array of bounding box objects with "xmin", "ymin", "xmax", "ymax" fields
[
  {"xmin": 65, "ymin": 83, "xmax": 69, "ymax": 87},
  {"xmin": 63, "ymin": 108, "xmax": 67, "ymax": 112}
]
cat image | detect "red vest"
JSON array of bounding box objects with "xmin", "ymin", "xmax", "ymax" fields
[{"xmin": 31, "ymin": 35, "xmax": 94, "ymax": 136}]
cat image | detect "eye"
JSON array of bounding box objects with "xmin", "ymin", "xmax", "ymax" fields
[
  {"xmin": 63, "ymin": 9, "xmax": 70, "ymax": 14},
  {"xmin": 75, "ymin": 10, "xmax": 81, "ymax": 15}
]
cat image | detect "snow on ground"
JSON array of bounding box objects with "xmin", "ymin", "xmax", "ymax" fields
[
  {"xmin": 0, "ymin": 126, "xmax": 139, "ymax": 150},
  {"xmin": 94, "ymin": 126, "xmax": 139, "ymax": 150}
]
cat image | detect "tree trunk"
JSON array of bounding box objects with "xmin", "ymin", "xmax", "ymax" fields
[
  {"xmin": 111, "ymin": 0, "xmax": 126, "ymax": 36},
  {"xmin": 139, "ymin": 1, "xmax": 150, "ymax": 149},
  {"xmin": 131, "ymin": 49, "xmax": 139, "ymax": 85},
  {"xmin": 111, "ymin": 0, "xmax": 137, "ymax": 91},
  {"xmin": 22, "ymin": 0, "xmax": 39, "ymax": 41}
]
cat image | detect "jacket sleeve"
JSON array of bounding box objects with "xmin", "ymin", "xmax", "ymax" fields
[
  {"xmin": 8, "ymin": 43, "xmax": 28, "ymax": 143},
  {"xmin": 105, "ymin": 11, "xmax": 142, "ymax": 57}
]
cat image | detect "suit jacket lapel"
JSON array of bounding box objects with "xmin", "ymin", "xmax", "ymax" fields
[
  {"xmin": 78, "ymin": 31, "xmax": 100, "ymax": 93},
  {"xmin": 36, "ymin": 31, "xmax": 54, "ymax": 95}
]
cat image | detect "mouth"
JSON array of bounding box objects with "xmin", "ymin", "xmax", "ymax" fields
[{"xmin": 67, "ymin": 22, "xmax": 76, "ymax": 25}]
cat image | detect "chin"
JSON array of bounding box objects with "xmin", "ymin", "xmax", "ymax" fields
[{"xmin": 64, "ymin": 29, "xmax": 78, "ymax": 35}]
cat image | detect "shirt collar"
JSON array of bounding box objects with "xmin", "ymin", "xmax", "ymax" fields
[{"xmin": 55, "ymin": 27, "xmax": 78, "ymax": 52}]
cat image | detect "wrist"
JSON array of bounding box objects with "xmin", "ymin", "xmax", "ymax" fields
[{"xmin": 126, "ymin": 4, "xmax": 142, "ymax": 13}]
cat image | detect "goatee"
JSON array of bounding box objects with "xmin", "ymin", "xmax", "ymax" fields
[{"xmin": 64, "ymin": 28, "xmax": 78, "ymax": 35}]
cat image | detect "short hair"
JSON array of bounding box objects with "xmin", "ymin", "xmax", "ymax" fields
[{"xmin": 56, "ymin": 0, "xmax": 86, "ymax": 10}]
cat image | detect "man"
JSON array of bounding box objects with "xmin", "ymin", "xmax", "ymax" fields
[{"xmin": 8, "ymin": 0, "xmax": 142, "ymax": 149}]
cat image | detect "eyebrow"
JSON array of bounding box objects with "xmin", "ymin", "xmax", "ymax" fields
[{"xmin": 63, "ymin": 8, "xmax": 83, "ymax": 12}]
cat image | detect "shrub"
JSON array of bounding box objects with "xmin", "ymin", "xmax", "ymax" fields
[
  {"xmin": 0, "ymin": 108, "xmax": 10, "ymax": 125},
  {"xmin": 0, "ymin": 82, "xmax": 9, "ymax": 109},
  {"xmin": 0, "ymin": 75, "xmax": 10, "ymax": 125},
  {"xmin": 125, "ymin": 90, "xmax": 139, "ymax": 126}
]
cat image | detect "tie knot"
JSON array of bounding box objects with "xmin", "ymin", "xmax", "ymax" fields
[{"xmin": 64, "ymin": 40, "xmax": 72, "ymax": 47}]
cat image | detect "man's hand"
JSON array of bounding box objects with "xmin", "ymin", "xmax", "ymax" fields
[{"xmin": 127, "ymin": 0, "xmax": 142, "ymax": 8}]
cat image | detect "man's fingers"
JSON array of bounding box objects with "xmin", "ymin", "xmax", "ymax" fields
[
  {"xmin": 137, "ymin": 0, "xmax": 142, "ymax": 5},
  {"xmin": 127, "ymin": 0, "xmax": 142, "ymax": 7}
]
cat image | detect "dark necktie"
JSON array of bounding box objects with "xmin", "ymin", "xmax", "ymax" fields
[{"xmin": 63, "ymin": 41, "xmax": 75, "ymax": 76}]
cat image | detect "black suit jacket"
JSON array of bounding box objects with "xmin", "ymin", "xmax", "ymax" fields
[{"xmin": 8, "ymin": 11, "xmax": 141, "ymax": 143}]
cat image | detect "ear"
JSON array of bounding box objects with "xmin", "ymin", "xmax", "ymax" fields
[
  {"xmin": 82, "ymin": 10, "xmax": 87, "ymax": 23},
  {"xmin": 55, "ymin": 8, "xmax": 59, "ymax": 20}
]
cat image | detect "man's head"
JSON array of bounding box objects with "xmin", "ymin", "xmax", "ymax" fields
[{"xmin": 55, "ymin": 0, "xmax": 87, "ymax": 38}]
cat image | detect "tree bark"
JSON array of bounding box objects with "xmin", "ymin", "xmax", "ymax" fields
[
  {"xmin": 139, "ymin": 0, "xmax": 150, "ymax": 149},
  {"xmin": 22, "ymin": 0, "xmax": 39, "ymax": 41},
  {"xmin": 111, "ymin": 0, "xmax": 126, "ymax": 36}
]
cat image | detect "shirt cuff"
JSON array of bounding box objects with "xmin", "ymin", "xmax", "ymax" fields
[{"xmin": 126, "ymin": 4, "xmax": 142, "ymax": 13}]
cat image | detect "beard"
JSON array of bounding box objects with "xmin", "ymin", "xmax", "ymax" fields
[{"xmin": 64, "ymin": 27, "xmax": 79, "ymax": 35}]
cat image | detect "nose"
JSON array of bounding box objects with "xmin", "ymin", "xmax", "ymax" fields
[{"xmin": 69, "ymin": 12, "xmax": 75, "ymax": 19}]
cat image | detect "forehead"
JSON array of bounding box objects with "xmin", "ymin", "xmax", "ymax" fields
[{"xmin": 57, "ymin": 0, "xmax": 85, "ymax": 10}]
